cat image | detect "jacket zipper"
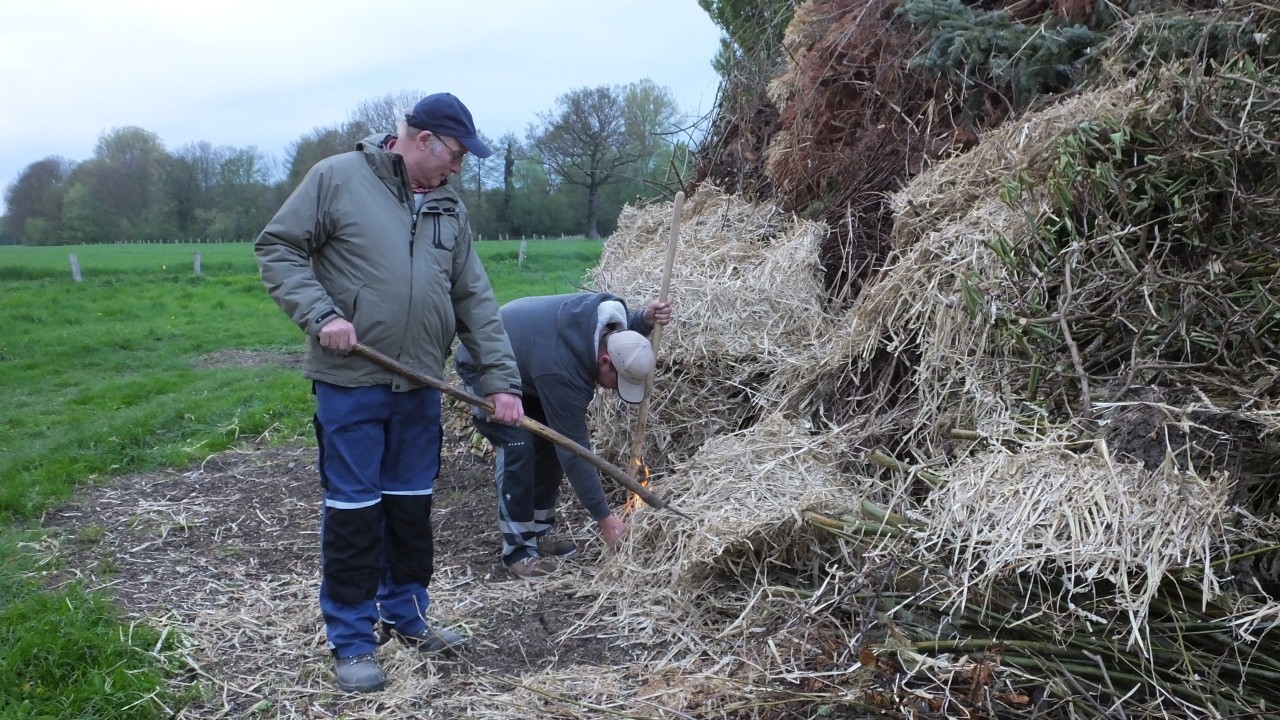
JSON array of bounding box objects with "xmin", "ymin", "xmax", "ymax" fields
[
  {"xmin": 409, "ymin": 201, "xmax": 419, "ymax": 256},
  {"xmin": 393, "ymin": 154, "xmax": 417, "ymax": 258}
]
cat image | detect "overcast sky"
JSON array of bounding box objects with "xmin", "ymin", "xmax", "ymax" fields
[{"xmin": 0, "ymin": 0, "xmax": 724, "ymax": 214}]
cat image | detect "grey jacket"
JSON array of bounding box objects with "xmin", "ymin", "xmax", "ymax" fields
[
  {"xmin": 457, "ymin": 292, "xmax": 650, "ymax": 520},
  {"xmin": 255, "ymin": 135, "xmax": 520, "ymax": 396}
]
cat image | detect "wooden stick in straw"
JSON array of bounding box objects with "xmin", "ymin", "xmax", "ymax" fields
[
  {"xmin": 351, "ymin": 343, "xmax": 690, "ymax": 519},
  {"xmin": 626, "ymin": 190, "xmax": 684, "ymax": 477}
]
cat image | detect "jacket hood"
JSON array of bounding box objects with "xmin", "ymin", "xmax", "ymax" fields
[
  {"xmin": 353, "ymin": 133, "xmax": 457, "ymax": 202},
  {"xmin": 555, "ymin": 292, "xmax": 627, "ymax": 376}
]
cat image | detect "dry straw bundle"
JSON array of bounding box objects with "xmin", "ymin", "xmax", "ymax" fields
[
  {"xmin": 890, "ymin": 79, "xmax": 1165, "ymax": 241},
  {"xmin": 553, "ymin": 414, "xmax": 872, "ymax": 716},
  {"xmin": 597, "ymin": 413, "xmax": 861, "ymax": 613},
  {"xmin": 588, "ymin": 185, "xmax": 832, "ymax": 473},
  {"xmin": 920, "ymin": 442, "xmax": 1231, "ymax": 643}
]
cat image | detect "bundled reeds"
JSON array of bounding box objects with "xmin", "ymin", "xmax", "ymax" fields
[
  {"xmin": 568, "ymin": 4, "xmax": 1280, "ymax": 716},
  {"xmin": 589, "ymin": 186, "xmax": 830, "ymax": 475}
]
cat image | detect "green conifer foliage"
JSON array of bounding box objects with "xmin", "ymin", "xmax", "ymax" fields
[{"xmin": 901, "ymin": 0, "xmax": 1101, "ymax": 121}]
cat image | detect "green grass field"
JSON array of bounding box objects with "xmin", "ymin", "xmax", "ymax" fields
[
  {"xmin": 0, "ymin": 238, "xmax": 601, "ymax": 718},
  {"xmin": 0, "ymin": 239, "xmax": 596, "ymax": 300}
]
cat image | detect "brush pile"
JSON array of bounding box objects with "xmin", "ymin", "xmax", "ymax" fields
[
  {"xmin": 590, "ymin": 187, "xmax": 829, "ymax": 474},
  {"xmin": 560, "ymin": 1, "xmax": 1280, "ymax": 718}
]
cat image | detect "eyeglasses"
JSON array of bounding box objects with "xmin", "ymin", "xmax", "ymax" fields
[{"xmin": 432, "ymin": 134, "xmax": 466, "ymax": 163}]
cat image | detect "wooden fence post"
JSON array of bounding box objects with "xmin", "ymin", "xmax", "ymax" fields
[
  {"xmin": 193, "ymin": 252, "xmax": 202, "ymax": 276},
  {"xmin": 518, "ymin": 239, "xmax": 527, "ymax": 267},
  {"xmin": 69, "ymin": 253, "xmax": 82, "ymax": 282}
]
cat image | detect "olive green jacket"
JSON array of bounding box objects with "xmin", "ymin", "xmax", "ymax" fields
[{"xmin": 254, "ymin": 135, "xmax": 520, "ymax": 396}]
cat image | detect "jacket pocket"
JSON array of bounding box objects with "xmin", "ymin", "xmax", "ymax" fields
[
  {"xmin": 421, "ymin": 205, "xmax": 458, "ymax": 251},
  {"xmin": 333, "ymin": 283, "xmax": 363, "ymax": 321},
  {"xmin": 347, "ymin": 283, "xmax": 390, "ymax": 349}
]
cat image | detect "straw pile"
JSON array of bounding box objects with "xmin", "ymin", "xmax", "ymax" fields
[
  {"xmin": 588, "ymin": 186, "xmax": 830, "ymax": 474},
  {"xmin": 604, "ymin": 413, "xmax": 860, "ymax": 600},
  {"xmin": 568, "ymin": 4, "xmax": 1280, "ymax": 713},
  {"xmin": 824, "ymin": 78, "xmax": 1171, "ymax": 452}
]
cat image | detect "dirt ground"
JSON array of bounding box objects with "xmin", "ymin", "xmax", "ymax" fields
[{"xmin": 40, "ymin": 352, "xmax": 654, "ymax": 718}]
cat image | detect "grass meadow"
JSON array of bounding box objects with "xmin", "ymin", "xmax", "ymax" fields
[{"xmin": 0, "ymin": 238, "xmax": 600, "ymax": 718}]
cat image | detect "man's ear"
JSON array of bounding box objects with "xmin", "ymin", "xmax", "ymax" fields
[{"xmin": 594, "ymin": 351, "xmax": 611, "ymax": 386}]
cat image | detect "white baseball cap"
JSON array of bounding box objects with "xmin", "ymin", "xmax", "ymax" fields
[{"xmin": 606, "ymin": 330, "xmax": 656, "ymax": 404}]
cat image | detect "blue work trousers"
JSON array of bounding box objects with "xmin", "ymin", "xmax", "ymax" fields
[{"xmin": 313, "ymin": 381, "xmax": 441, "ymax": 659}]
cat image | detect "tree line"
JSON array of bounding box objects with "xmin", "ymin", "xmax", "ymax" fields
[{"xmin": 1, "ymin": 79, "xmax": 696, "ymax": 246}]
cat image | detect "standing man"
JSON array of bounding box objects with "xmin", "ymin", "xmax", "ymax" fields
[
  {"xmin": 256, "ymin": 93, "xmax": 523, "ymax": 694},
  {"xmin": 456, "ymin": 292, "xmax": 672, "ymax": 579}
]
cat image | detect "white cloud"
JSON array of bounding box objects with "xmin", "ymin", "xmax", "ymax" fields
[{"xmin": 0, "ymin": 0, "xmax": 723, "ymax": 212}]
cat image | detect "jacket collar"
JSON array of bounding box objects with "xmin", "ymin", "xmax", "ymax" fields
[{"xmin": 355, "ymin": 133, "xmax": 459, "ymax": 204}]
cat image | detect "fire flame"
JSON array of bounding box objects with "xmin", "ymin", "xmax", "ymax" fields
[{"xmin": 623, "ymin": 458, "xmax": 650, "ymax": 516}]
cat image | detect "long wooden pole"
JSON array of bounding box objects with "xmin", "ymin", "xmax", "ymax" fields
[
  {"xmin": 626, "ymin": 190, "xmax": 684, "ymax": 476},
  {"xmin": 351, "ymin": 343, "xmax": 690, "ymax": 519}
]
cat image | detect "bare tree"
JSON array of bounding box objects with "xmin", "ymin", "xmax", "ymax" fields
[
  {"xmin": 283, "ymin": 91, "xmax": 428, "ymax": 193},
  {"xmin": 167, "ymin": 142, "xmax": 232, "ymax": 235},
  {"xmin": 175, "ymin": 141, "xmax": 229, "ymax": 198},
  {"xmin": 529, "ymin": 81, "xmax": 677, "ymax": 239},
  {"xmin": 348, "ymin": 90, "xmax": 427, "ymax": 136},
  {"xmin": 284, "ymin": 124, "xmax": 366, "ymax": 190}
]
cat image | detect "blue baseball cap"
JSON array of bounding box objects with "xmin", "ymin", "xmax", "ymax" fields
[{"xmin": 406, "ymin": 93, "xmax": 493, "ymax": 159}]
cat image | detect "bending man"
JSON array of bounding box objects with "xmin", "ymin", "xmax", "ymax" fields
[{"xmin": 456, "ymin": 292, "xmax": 672, "ymax": 578}]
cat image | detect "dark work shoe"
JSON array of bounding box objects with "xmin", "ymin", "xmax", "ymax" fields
[
  {"xmin": 537, "ymin": 536, "xmax": 578, "ymax": 558},
  {"xmin": 335, "ymin": 654, "xmax": 387, "ymax": 693},
  {"xmin": 507, "ymin": 555, "xmax": 557, "ymax": 579},
  {"xmin": 392, "ymin": 625, "xmax": 467, "ymax": 654}
]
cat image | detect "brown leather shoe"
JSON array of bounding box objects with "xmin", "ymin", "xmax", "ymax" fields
[
  {"xmin": 507, "ymin": 555, "xmax": 556, "ymax": 579},
  {"xmin": 537, "ymin": 536, "xmax": 578, "ymax": 558}
]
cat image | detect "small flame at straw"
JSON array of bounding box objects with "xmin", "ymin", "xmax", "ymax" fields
[{"xmin": 622, "ymin": 458, "xmax": 651, "ymax": 516}]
